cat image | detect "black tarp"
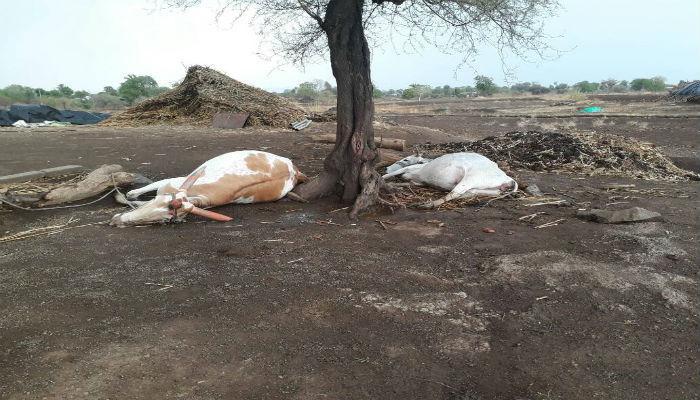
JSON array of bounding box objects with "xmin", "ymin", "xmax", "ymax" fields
[
  {"xmin": 59, "ymin": 110, "xmax": 111, "ymax": 125},
  {"xmin": 671, "ymin": 81, "xmax": 700, "ymax": 103},
  {"xmin": 0, "ymin": 104, "xmax": 111, "ymax": 126},
  {"xmin": 0, "ymin": 110, "xmax": 12, "ymax": 126},
  {"xmin": 8, "ymin": 104, "xmax": 64, "ymax": 123},
  {"xmin": 673, "ymin": 81, "xmax": 700, "ymax": 97}
]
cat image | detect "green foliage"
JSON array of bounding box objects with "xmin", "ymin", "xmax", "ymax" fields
[
  {"xmin": 573, "ymin": 81, "xmax": 599, "ymax": 93},
  {"xmin": 38, "ymin": 96, "xmax": 84, "ymax": 110},
  {"xmin": 401, "ymin": 84, "xmax": 432, "ymax": 100},
  {"xmin": 599, "ymin": 79, "xmax": 617, "ymax": 92},
  {"xmin": 56, "ymin": 84, "xmax": 74, "ymax": 97},
  {"xmin": 372, "ymin": 87, "xmax": 384, "ymax": 98},
  {"xmin": 73, "ymin": 90, "xmax": 90, "ymax": 99},
  {"xmin": 552, "ymin": 82, "xmax": 569, "ymax": 94},
  {"xmin": 630, "ymin": 76, "xmax": 666, "ymax": 92},
  {"xmin": 280, "ymin": 80, "xmax": 336, "ymax": 102},
  {"xmin": 474, "ymin": 75, "xmax": 497, "ymax": 96},
  {"xmin": 118, "ymin": 75, "xmax": 159, "ymax": 104},
  {"xmin": 103, "ymin": 86, "xmax": 118, "ymax": 96},
  {"xmin": 0, "ymin": 74, "xmax": 168, "ymax": 111},
  {"xmin": 0, "ymin": 85, "xmax": 36, "ymax": 103},
  {"xmin": 91, "ymin": 93, "xmax": 126, "ymax": 110},
  {"xmin": 295, "ymin": 81, "xmax": 318, "ymax": 100}
]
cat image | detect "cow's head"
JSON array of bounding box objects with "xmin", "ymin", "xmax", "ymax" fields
[
  {"xmin": 110, "ymin": 166, "xmax": 232, "ymax": 227},
  {"xmin": 386, "ymin": 155, "xmax": 432, "ymax": 174}
]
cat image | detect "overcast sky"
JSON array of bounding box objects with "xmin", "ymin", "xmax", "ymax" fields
[{"xmin": 1, "ymin": 0, "xmax": 698, "ymax": 93}]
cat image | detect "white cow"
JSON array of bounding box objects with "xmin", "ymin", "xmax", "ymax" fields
[
  {"xmin": 110, "ymin": 150, "xmax": 307, "ymax": 226},
  {"xmin": 383, "ymin": 152, "xmax": 517, "ymax": 208}
]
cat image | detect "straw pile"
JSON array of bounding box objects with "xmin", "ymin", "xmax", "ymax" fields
[
  {"xmin": 103, "ymin": 66, "xmax": 306, "ymax": 127},
  {"xmin": 414, "ymin": 131, "xmax": 699, "ymax": 181},
  {"xmin": 380, "ymin": 184, "xmax": 498, "ymax": 211}
]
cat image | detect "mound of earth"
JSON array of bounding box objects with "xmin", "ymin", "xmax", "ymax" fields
[
  {"xmin": 309, "ymin": 107, "xmax": 337, "ymax": 122},
  {"xmin": 103, "ymin": 66, "xmax": 306, "ymax": 127},
  {"xmin": 413, "ymin": 130, "xmax": 699, "ymax": 181}
]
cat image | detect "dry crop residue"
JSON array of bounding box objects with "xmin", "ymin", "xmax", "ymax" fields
[{"xmin": 414, "ymin": 130, "xmax": 699, "ymax": 181}]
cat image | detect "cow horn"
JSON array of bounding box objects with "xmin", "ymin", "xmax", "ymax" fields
[
  {"xmin": 179, "ymin": 166, "xmax": 206, "ymax": 190},
  {"xmin": 188, "ymin": 206, "xmax": 233, "ymax": 222}
]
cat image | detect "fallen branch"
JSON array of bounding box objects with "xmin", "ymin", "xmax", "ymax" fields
[
  {"xmin": 518, "ymin": 212, "xmax": 546, "ymax": 221},
  {"xmin": 534, "ymin": 219, "xmax": 565, "ymax": 229},
  {"xmin": 524, "ymin": 200, "xmax": 567, "ymax": 207}
]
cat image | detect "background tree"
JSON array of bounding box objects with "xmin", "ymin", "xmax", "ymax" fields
[
  {"xmin": 599, "ymin": 79, "xmax": 617, "ymax": 92},
  {"xmin": 295, "ymin": 81, "xmax": 319, "ymax": 102},
  {"xmin": 552, "ymin": 82, "xmax": 569, "ymax": 93},
  {"xmin": 474, "ymin": 75, "xmax": 497, "ymax": 96},
  {"xmin": 402, "ymin": 84, "xmax": 432, "ymax": 101},
  {"xmin": 103, "ymin": 86, "xmax": 119, "ymax": 96},
  {"xmin": 442, "ymin": 85, "xmax": 453, "ymax": 97},
  {"xmin": 573, "ymin": 80, "xmax": 599, "ymax": 93},
  {"xmin": 166, "ymin": 0, "xmax": 559, "ymax": 216},
  {"xmin": 630, "ymin": 76, "xmax": 666, "ymax": 92},
  {"xmin": 118, "ymin": 75, "xmax": 160, "ymax": 104},
  {"xmin": 56, "ymin": 84, "xmax": 74, "ymax": 97}
]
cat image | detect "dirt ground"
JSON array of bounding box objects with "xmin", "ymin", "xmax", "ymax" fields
[{"xmin": 1, "ymin": 95, "xmax": 698, "ymax": 399}]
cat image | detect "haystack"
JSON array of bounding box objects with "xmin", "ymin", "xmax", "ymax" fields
[
  {"xmin": 103, "ymin": 66, "xmax": 306, "ymax": 127},
  {"xmin": 414, "ymin": 131, "xmax": 699, "ymax": 181}
]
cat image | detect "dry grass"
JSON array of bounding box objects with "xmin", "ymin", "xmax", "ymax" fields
[
  {"xmin": 103, "ymin": 66, "xmax": 306, "ymax": 128},
  {"xmin": 625, "ymin": 120, "xmax": 650, "ymax": 130},
  {"xmin": 380, "ymin": 183, "xmax": 503, "ymax": 211},
  {"xmin": 413, "ymin": 130, "xmax": 699, "ymax": 181}
]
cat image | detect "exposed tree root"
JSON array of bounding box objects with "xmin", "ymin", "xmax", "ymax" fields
[
  {"xmin": 292, "ymin": 161, "xmax": 390, "ymax": 220},
  {"xmin": 349, "ymin": 162, "xmax": 381, "ymax": 219},
  {"xmin": 292, "ymin": 171, "xmax": 337, "ymax": 201}
]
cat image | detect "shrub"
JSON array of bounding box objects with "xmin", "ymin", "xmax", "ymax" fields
[
  {"xmin": 630, "ymin": 77, "xmax": 666, "ymax": 92},
  {"xmin": 91, "ymin": 93, "xmax": 126, "ymax": 110},
  {"xmin": 474, "ymin": 75, "xmax": 497, "ymax": 96},
  {"xmin": 573, "ymin": 81, "xmax": 600, "ymax": 93}
]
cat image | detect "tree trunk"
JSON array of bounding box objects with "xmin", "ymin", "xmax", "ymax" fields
[{"xmin": 293, "ymin": 0, "xmax": 380, "ymax": 219}]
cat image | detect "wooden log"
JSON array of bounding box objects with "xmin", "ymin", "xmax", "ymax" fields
[
  {"xmin": 310, "ymin": 134, "xmax": 405, "ymax": 151},
  {"xmin": 377, "ymin": 149, "xmax": 405, "ymax": 168}
]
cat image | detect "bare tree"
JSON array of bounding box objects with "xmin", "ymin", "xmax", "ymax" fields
[{"xmin": 166, "ymin": 0, "xmax": 559, "ymax": 218}]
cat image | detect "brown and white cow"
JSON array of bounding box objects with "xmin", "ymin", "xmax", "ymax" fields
[{"xmin": 110, "ymin": 151, "xmax": 307, "ymax": 226}]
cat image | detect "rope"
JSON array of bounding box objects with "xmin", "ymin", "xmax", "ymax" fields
[{"xmin": 0, "ymin": 188, "xmax": 116, "ymax": 211}]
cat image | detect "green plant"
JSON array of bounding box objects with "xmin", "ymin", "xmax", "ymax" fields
[
  {"xmin": 573, "ymin": 81, "xmax": 599, "ymax": 93},
  {"xmin": 630, "ymin": 76, "xmax": 666, "ymax": 92},
  {"xmin": 474, "ymin": 75, "xmax": 497, "ymax": 96},
  {"xmin": 118, "ymin": 75, "xmax": 159, "ymax": 104}
]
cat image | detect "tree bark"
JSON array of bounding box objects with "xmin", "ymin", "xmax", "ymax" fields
[{"xmin": 293, "ymin": 0, "xmax": 380, "ymax": 219}]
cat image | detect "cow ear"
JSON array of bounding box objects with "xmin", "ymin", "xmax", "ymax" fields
[{"xmin": 180, "ymin": 166, "xmax": 206, "ymax": 190}]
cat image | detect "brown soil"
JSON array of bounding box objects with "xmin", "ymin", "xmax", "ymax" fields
[{"xmin": 0, "ymin": 96, "xmax": 698, "ymax": 400}]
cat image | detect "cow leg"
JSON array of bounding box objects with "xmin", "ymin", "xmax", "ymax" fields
[
  {"xmin": 114, "ymin": 191, "xmax": 150, "ymax": 208},
  {"xmin": 126, "ymin": 177, "xmax": 185, "ymax": 200},
  {"xmin": 463, "ymin": 188, "xmax": 502, "ymax": 197},
  {"xmin": 419, "ymin": 185, "xmax": 512, "ymax": 209},
  {"xmin": 382, "ymin": 164, "xmax": 425, "ymax": 180}
]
